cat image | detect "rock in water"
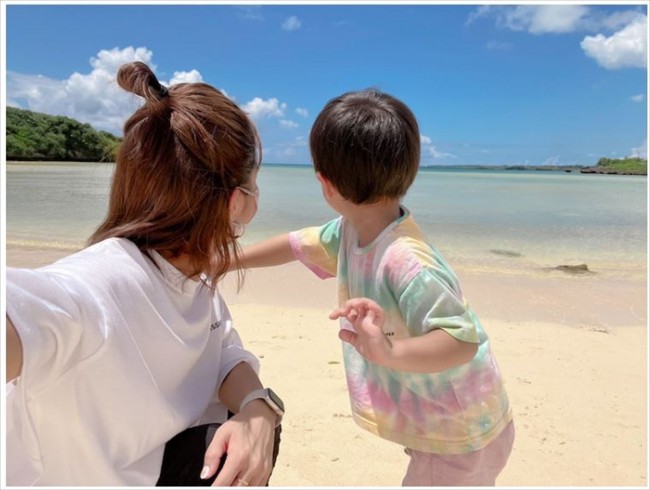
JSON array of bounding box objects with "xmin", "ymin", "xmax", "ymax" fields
[{"xmin": 555, "ymin": 264, "xmax": 590, "ymax": 274}]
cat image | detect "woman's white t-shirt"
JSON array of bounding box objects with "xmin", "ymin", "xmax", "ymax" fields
[{"xmin": 5, "ymin": 237, "xmax": 259, "ymax": 486}]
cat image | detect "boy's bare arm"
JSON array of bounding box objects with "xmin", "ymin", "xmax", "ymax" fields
[
  {"xmin": 330, "ymin": 298, "xmax": 478, "ymax": 373},
  {"xmin": 238, "ymin": 233, "xmax": 296, "ymax": 269},
  {"xmin": 386, "ymin": 329, "xmax": 478, "ymax": 373},
  {"xmin": 6, "ymin": 315, "xmax": 23, "ymax": 382}
]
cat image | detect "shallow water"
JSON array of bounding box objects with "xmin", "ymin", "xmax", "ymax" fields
[{"xmin": 6, "ymin": 162, "xmax": 647, "ymax": 271}]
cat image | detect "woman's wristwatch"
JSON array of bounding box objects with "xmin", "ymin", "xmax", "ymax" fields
[{"xmin": 239, "ymin": 388, "xmax": 285, "ymax": 426}]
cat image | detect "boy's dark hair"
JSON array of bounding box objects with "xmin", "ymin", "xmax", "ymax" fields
[{"xmin": 309, "ymin": 88, "xmax": 420, "ymax": 204}]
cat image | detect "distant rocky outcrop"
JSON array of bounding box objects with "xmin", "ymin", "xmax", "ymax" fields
[
  {"xmin": 580, "ymin": 168, "xmax": 643, "ymax": 175},
  {"xmin": 547, "ymin": 264, "xmax": 595, "ymax": 275}
]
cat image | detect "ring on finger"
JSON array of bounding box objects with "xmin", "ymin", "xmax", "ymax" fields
[{"xmin": 237, "ymin": 478, "xmax": 250, "ymax": 486}]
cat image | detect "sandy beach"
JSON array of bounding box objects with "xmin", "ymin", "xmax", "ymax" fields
[{"xmin": 6, "ymin": 245, "xmax": 648, "ymax": 487}]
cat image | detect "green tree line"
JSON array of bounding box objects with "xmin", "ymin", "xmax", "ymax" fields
[
  {"xmin": 594, "ymin": 156, "xmax": 647, "ymax": 174},
  {"xmin": 6, "ymin": 107, "xmax": 122, "ymax": 162}
]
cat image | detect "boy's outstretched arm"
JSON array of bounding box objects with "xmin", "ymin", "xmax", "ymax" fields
[
  {"xmin": 238, "ymin": 233, "xmax": 296, "ymax": 269},
  {"xmin": 330, "ymin": 298, "xmax": 478, "ymax": 373}
]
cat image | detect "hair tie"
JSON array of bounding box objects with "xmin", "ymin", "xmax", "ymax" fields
[{"xmin": 159, "ymin": 85, "xmax": 169, "ymax": 97}]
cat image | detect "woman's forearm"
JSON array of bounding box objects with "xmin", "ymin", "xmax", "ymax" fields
[
  {"xmin": 6, "ymin": 315, "xmax": 23, "ymax": 382},
  {"xmin": 218, "ymin": 361, "xmax": 264, "ymax": 412},
  {"xmin": 218, "ymin": 361, "xmax": 278, "ymax": 426}
]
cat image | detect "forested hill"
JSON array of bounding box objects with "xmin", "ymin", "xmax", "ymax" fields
[
  {"xmin": 6, "ymin": 107, "xmax": 122, "ymax": 162},
  {"xmin": 579, "ymin": 157, "xmax": 647, "ymax": 175}
]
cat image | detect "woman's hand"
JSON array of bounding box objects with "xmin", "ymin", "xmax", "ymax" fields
[
  {"xmin": 202, "ymin": 400, "xmax": 276, "ymax": 487},
  {"xmin": 329, "ymin": 298, "xmax": 393, "ymax": 366}
]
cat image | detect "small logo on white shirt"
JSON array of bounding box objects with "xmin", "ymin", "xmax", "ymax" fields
[{"xmin": 210, "ymin": 321, "xmax": 221, "ymax": 331}]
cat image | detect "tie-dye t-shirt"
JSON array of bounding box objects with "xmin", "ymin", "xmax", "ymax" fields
[{"xmin": 289, "ymin": 207, "xmax": 512, "ymax": 454}]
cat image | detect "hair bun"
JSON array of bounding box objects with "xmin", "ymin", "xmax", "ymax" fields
[{"xmin": 117, "ymin": 61, "xmax": 168, "ymax": 102}]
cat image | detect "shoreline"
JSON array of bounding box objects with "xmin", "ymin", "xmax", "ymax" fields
[
  {"xmin": 4, "ymin": 244, "xmax": 648, "ymax": 486},
  {"xmin": 8, "ymin": 159, "xmax": 648, "ymax": 175},
  {"xmin": 8, "ymin": 243, "xmax": 647, "ymax": 328}
]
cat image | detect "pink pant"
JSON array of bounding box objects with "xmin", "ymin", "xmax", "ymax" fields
[{"xmin": 402, "ymin": 420, "xmax": 515, "ymax": 487}]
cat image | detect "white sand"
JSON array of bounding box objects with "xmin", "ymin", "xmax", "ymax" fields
[{"xmin": 6, "ymin": 246, "xmax": 648, "ymax": 486}]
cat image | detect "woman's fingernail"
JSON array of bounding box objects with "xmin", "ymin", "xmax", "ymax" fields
[{"xmin": 200, "ymin": 465, "xmax": 210, "ymax": 479}]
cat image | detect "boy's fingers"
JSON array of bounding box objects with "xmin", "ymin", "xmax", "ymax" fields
[
  {"xmin": 338, "ymin": 329, "xmax": 357, "ymax": 345},
  {"xmin": 365, "ymin": 309, "xmax": 375, "ymax": 323},
  {"xmin": 329, "ymin": 305, "xmax": 359, "ymax": 321},
  {"xmin": 329, "ymin": 304, "xmax": 352, "ymax": 319},
  {"xmin": 329, "ymin": 308, "xmax": 343, "ymax": 320}
]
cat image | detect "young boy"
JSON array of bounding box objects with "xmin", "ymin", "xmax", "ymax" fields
[{"xmin": 239, "ymin": 89, "xmax": 514, "ymax": 486}]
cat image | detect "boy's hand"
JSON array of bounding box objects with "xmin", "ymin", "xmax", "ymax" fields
[{"xmin": 329, "ymin": 298, "xmax": 393, "ymax": 365}]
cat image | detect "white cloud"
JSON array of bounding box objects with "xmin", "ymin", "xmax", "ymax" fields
[
  {"xmin": 7, "ymin": 72, "xmax": 67, "ymax": 110},
  {"xmin": 465, "ymin": 5, "xmax": 493, "ymax": 27},
  {"xmin": 282, "ymin": 16, "xmax": 301, "ymax": 31},
  {"xmin": 581, "ymin": 15, "xmax": 647, "ymax": 69},
  {"xmin": 90, "ymin": 46, "xmax": 156, "ymax": 74},
  {"xmin": 242, "ymin": 97, "xmax": 287, "ymax": 119},
  {"xmin": 420, "ymin": 134, "xmax": 455, "ymax": 161},
  {"xmin": 5, "ymin": 46, "xmax": 217, "ymax": 136},
  {"xmin": 630, "ymin": 94, "xmax": 645, "ymax": 103},
  {"xmin": 468, "ymin": 5, "xmax": 593, "ymax": 34},
  {"xmin": 6, "ymin": 45, "xmax": 305, "ymax": 164},
  {"xmin": 468, "ymin": 5, "xmax": 646, "ymax": 36},
  {"xmin": 468, "ymin": 6, "xmax": 647, "ymax": 70},
  {"xmin": 277, "ymin": 146, "xmax": 297, "ymax": 158},
  {"xmin": 237, "ymin": 6, "xmax": 264, "ymax": 21},
  {"xmin": 502, "ymin": 5, "xmax": 589, "ymax": 34},
  {"xmin": 279, "ymin": 119, "xmax": 298, "ymax": 129},
  {"xmin": 167, "ymin": 69, "xmax": 203, "ymax": 85},
  {"xmin": 598, "ymin": 10, "xmax": 644, "ymax": 31},
  {"xmin": 270, "ymin": 136, "xmax": 309, "ymax": 163},
  {"xmin": 630, "ymin": 139, "xmax": 648, "ymax": 159},
  {"xmin": 542, "ymin": 155, "xmax": 561, "ymax": 166},
  {"xmin": 269, "ymin": 136, "xmax": 309, "ymax": 163},
  {"xmin": 6, "ymin": 46, "xmax": 159, "ymax": 134},
  {"xmin": 295, "ymin": 107, "xmax": 308, "ymax": 117}
]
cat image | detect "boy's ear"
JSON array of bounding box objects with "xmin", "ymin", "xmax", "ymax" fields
[{"xmin": 316, "ymin": 172, "xmax": 336, "ymax": 199}]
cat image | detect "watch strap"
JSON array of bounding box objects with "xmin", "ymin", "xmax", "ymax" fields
[{"xmin": 239, "ymin": 388, "xmax": 284, "ymax": 426}]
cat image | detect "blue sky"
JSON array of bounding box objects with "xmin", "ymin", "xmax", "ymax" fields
[{"xmin": 3, "ymin": 2, "xmax": 648, "ymax": 166}]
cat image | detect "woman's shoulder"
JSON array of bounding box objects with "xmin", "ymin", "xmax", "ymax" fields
[
  {"xmin": 25, "ymin": 238, "xmax": 153, "ymax": 291},
  {"xmin": 56, "ymin": 237, "xmax": 145, "ymax": 269}
]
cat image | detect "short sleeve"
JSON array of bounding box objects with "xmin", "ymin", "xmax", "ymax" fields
[
  {"xmin": 289, "ymin": 218, "xmax": 342, "ymax": 279},
  {"xmin": 6, "ymin": 267, "xmax": 103, "ymax": 391},
  {"xmin": 214, "ymin": 294, "xmax": 260, "ymax": 389},
  {"xmin": 397, "ymin": 269, "xmax": 479, "ymax": 343}
]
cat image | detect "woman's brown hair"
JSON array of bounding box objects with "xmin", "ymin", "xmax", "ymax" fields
[{"xmin": 89, "ymin": 61, "xmax": 261, "ymax": 290}]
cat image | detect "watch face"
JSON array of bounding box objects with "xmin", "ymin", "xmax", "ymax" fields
[{"xmin": 267, "ymin": 389, "xmax": 285, "ymax": 413}]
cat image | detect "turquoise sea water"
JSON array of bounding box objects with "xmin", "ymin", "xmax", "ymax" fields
[{"xmin": 5, "ymin": 162, "xmax": 648, "ymax": 270}]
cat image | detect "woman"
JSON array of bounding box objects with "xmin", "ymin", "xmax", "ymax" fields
[{"xmin": 5, "ymin": 61, "xmax": 282, "ymax": 486}]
